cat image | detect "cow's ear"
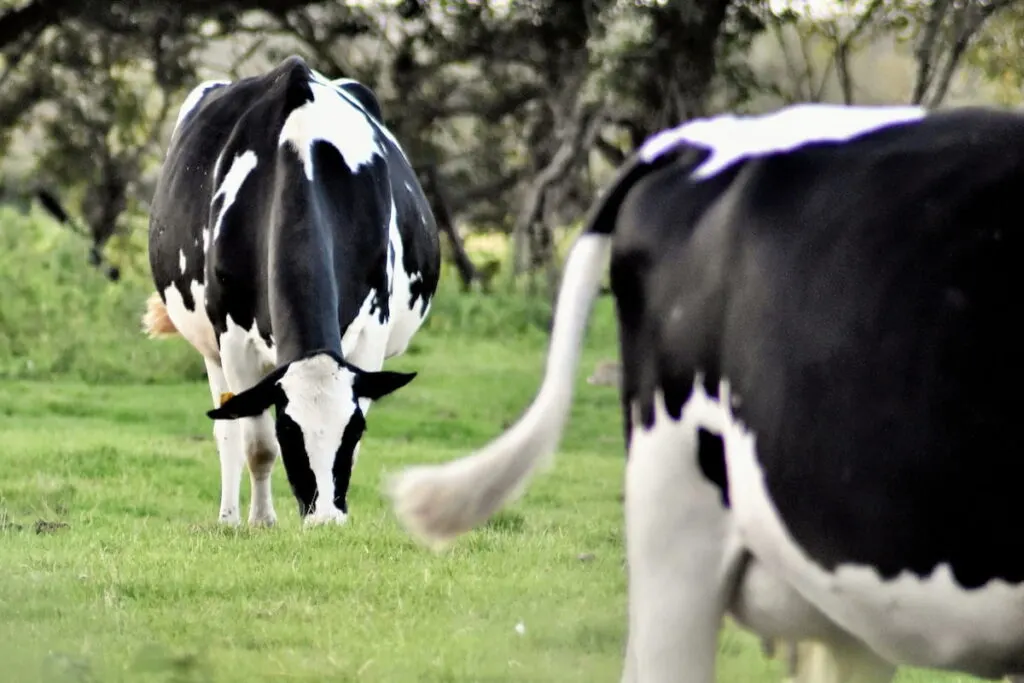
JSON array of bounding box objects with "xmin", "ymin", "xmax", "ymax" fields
[
  {"xmin": 353, "ymin": 370, "xmax": 417, "ymax": 401},
  {"xmin": 207, "ymin": 366, "xmax": 287, "ymax": 420}
]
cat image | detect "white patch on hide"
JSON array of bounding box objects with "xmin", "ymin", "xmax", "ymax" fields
[
  {"xmin": 209, "ymin": 150, "xmax": 259, "ymax": 249},
  {"xmin": 161, "ymin": 279, "xmax": 218, "ymax": 361},
  {"xmin": 279, "ymin": 77, "xmax": 382, "ymax": 177},
  {"xmin": 639, "ymin": 103, "xmax": 926, "ymax": 179}
]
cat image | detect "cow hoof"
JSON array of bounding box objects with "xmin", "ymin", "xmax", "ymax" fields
[
  {"xmin": 249, "ymin": 510, "xmax": 277, "ymax": 527},
  {"xmin": 303, "ymin": 509, "xmax": 349, "ymax": 527},
  {"xmin": 218, "ymin": 510, "xmax": 241, "ymax": 526}
]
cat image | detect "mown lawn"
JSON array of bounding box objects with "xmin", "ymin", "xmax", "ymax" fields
[{"xmin": 0, "ymin": 301, "xmax": 982, "ymax": 682}]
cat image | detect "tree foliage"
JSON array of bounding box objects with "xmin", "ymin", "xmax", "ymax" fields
[{"xmin": 0, "ymin": 0, "xmax": 1020, "ymax": 290}]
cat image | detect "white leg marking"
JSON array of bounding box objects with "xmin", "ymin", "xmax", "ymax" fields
[
  {"xmin": 625, "ymin": 386, "xmax": 741, "ymax": 683},
  {"xmin": 219, "ymin": 315, "xmax": 279, "ymax": 526},
  {"xmin": 244, "ymin": 412, "xmax": 279, "ymax": 527},
  {"xmin": 204, "ymin": 358, "xmax": 245, "ymax": 525}
]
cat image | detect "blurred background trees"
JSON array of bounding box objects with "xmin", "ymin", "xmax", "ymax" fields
[{"xmin": 0, "ymin": 0, "xmax": 1021, "ymax": 294}]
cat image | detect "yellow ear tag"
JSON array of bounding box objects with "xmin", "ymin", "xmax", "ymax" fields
[{"xmin": 219, "ymin": 392, "xmax": 235, "ymax": 407}]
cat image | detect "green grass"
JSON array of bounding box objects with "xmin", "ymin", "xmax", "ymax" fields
[{"xmin": 0, "ymin": 296, "xmax": 987, "ymax": 683}]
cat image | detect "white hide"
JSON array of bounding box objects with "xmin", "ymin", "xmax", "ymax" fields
[
  {"xmin": 161, "ymin": 279, "xmax": 218, "ymax": 361},
  {"xmin": 214, "ymin": 315, "xmax": 279, "ymax": 526},
  {"xmin": 626, "ymin": 382, "xmax": 897, "ymax": 683},
  {"xmin": 318, "ymin": 70, "xmax": 411, "ymax": 163},
  {"xmin": 279, "ymin": 78, "xmax": 382, "ymax": 177},
  {"xmin": 622, "ymin": 387, "xmax": 744, "ymax": 683},
  {"xmin": 639, "ymin": 103, "xmax": 926, "ymax": 179},
  {"xmin": 624, "ymin": 374, "xmax": 1024, "ymax": 679},
  {"xmin": 209, "ymin": 151, "xmax": 259, "ymax": 248}
]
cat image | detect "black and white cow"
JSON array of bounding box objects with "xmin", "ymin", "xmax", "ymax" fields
[
  {"xmin": 145, "ymin": 55, "xmax": 440, "ymax": 527},
  {"xmin": 388, "ymin": 103, "xmax": 1024, "ymax": 681}
]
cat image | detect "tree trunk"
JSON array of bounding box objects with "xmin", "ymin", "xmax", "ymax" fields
[{"xmin": 421, "ymin": 165, "xmax": 479, "ymax": 291}]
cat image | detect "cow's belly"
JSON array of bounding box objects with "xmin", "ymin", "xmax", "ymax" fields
[
  {"xmin": 382, "ymin": 263, "xmax": 431, "ymax": 360},
  {"xmin": 385, "ymin": 293, "xmax": 429, "ymax": 359},
  {"xmin": 722, "ymin": 398, "xmax": 1024, "ymax": 677}
]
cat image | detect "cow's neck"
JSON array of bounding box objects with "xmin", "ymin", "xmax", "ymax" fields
[{"xmin": 268, "ymin": 218, "xmax": 344, "ymax": 365}]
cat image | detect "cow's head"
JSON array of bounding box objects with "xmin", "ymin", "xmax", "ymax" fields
[{"xmin": 206, "ymin": 349, "xmax": 415, "ymax": 525}]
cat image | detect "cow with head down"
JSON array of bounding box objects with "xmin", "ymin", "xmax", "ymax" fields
[{"xmin": 144, "ymin": 55, "xmax": 440, "ymax": 527}]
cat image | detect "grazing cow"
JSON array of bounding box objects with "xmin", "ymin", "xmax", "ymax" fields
[
  {"xmin": 144, "ymin": 55, "xmax": 440, "ymax": 527},
  {"xmin": 388, "ymin": 103, "xmax": 1024, "ymax": 681}
]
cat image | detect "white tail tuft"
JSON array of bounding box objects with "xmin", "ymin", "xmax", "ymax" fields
[{"xmin": 387, "ymin": 233, "xmax": 612, "ymax": 548}]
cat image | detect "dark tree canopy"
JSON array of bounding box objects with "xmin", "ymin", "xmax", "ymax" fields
[{"xmin": 0, "ymin": 0, "xmax": 1019, "ymax": 288}]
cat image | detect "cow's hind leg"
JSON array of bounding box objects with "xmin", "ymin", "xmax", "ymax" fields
[
  {"xmin": 793, "ymin": 640, "xmax": 894, "ymax": 683},
  {"xmin": 623, "ymin": 388, "xmax": 737, "ymax": 683},
  {"xmin": 242, "ymin": 410, "xmax": 278, "ymax": 526},
  {"xmin": 205, "ymin": 358, "xmax": 246, "ymax": 525},
  {"xmin": 218, "ymin": 351, "xmax": 279, "ymax": 526}
]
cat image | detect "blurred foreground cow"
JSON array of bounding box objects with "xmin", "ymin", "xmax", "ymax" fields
[
  {"xmin": 389, "ymin": 103, "xmax": 1024, "ymax": 681},
  {"xmin": 144, "ymin": 56, "xmax": 440, "ymax": 527}
]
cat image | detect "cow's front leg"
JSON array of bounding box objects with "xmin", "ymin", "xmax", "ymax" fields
[
  {"xmin": 205, "ymin": 358, "xmax": 245, "ymax": 525},
  {"xmin": 623, "ymin": 389, "xmax": 735, "ymax": 683}
]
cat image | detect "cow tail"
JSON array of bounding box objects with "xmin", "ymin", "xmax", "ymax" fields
[
  {"xmin": 388, "ymin": 156, "xmax": 654, "ymax": 549},
  {"xmin": 142, "ymin": 292, "xmax": 180, "ymax": 339}
]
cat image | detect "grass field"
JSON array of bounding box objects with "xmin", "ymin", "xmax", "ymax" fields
[{"xmin": 0, "ymin": 296, "xmax": 986, "ymax": 682}]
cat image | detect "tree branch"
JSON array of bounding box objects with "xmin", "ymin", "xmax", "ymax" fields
[
  {"xmin": 421, "ymin": 165, "xmax": 479, "ymax": 290},
  {"xmin": 912, "ymin": 0, "xmax": 953, "ymax": 104},
  {"xmin": 512, "ymin": 98, "xmax": 605, "ymax": 275}
]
